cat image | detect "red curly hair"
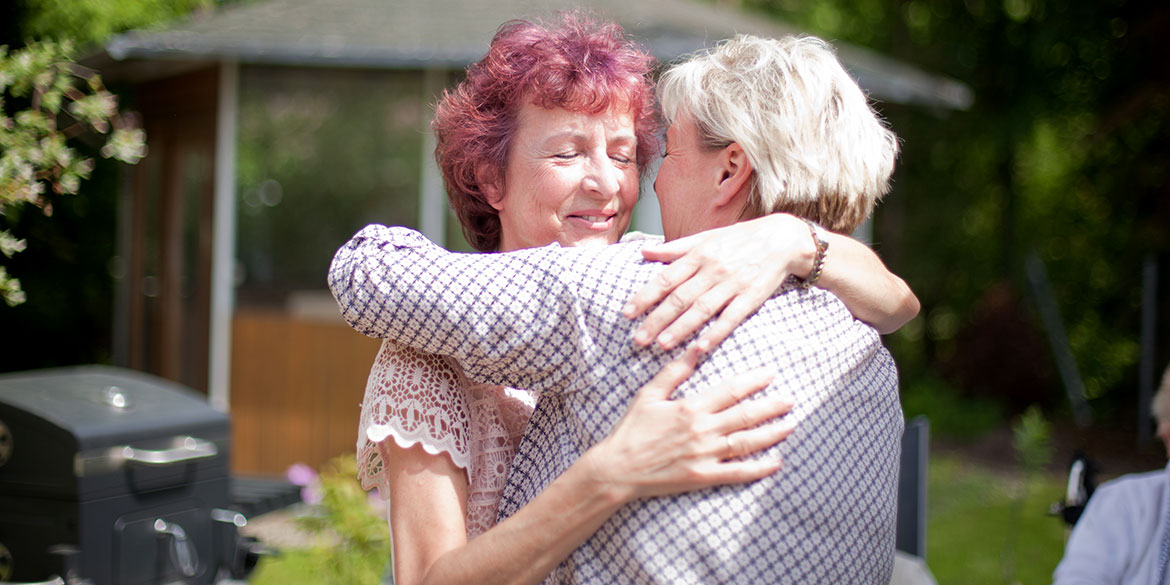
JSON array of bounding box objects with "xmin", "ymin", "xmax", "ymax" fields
[{"xmin": 432, "ymin": 13, "xmax": 659, "ymax": 251}]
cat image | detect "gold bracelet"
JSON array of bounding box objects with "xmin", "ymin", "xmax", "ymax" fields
[{"xmin": 800, "ymin": 218, "xmax": 828, "ymax": 290}]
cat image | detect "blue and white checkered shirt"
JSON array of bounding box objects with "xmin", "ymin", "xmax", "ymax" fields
[{"xmin": 330, "ymin": 224, "xmax": 904, "ymax": 585}]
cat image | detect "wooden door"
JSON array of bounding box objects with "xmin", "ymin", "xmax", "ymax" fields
[{"xmin": 124, "ymin": 67, "xmax": 217, "ymax": 393}]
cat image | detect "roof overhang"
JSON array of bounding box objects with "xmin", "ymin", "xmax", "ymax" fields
[{"xmin": 88, "ymin": 0, "xmax": 973, "ymax": 110}]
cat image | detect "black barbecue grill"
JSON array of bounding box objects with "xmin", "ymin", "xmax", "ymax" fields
[{"xmin": 0, "ymin": 366, "xmax": 278, "ymax": 585}]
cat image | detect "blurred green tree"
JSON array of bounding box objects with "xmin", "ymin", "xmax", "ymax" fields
[
  {"xmin": 19, "ymin": 0, "xmax": 211, "ymax": 46},
  {"xmin": 744, "ymin": 0, "xmax": 1169, "ymax": 420}
]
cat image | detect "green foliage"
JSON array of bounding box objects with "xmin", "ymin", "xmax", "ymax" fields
[
  {"xmin": 249, "ymin": 549, "xmax": 323, "ymax": 585},
  {"xmin": 746, "ymin": 0, "xmax": 1168, "ymax": 415},
  {"xmin": 19, "ymin": 0, "xmax": 214, "ymax": 46},
  {"xmin": 1012, "ymin": 406, "xmax": 1053, "ymax": 473},
  {"xmin": 279, "ymin": 456, "xmax": 391, "ymax": 585},
  {"xmin": 0, "ymin": 40, "xmax": 145, "ymax": 306},
  {"xmin": 901, "ymin": 372, "xmax": 1002, "ymax": 440}
]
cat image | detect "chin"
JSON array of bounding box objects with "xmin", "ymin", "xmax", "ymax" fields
[{"xmin": 559, "ymin": 232, "xmax": 618, "ymax": 248}]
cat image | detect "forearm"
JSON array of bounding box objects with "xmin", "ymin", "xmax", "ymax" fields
[
  {"xmin": 328, "ymin": 225, "xmax": 580, "ymax": 391},
  {"xmin": 422, "ymin": 450, "xmax": 626, "ymax": 585},
  {"xmin": 814, "ymin": 229, "xmax": 919, "ymax": 334}
]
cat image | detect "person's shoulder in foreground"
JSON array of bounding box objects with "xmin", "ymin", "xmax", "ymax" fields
[{"xmin": 1053, "ymin": 463, "xmax": 1170, "ymax": 585}]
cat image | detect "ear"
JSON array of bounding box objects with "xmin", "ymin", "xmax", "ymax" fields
[
  {"xmin": 712, "ymin": 143, "xmax": 753, "ymax": 210},
  {"xmin": 477, "ymin": 164, "xmax": 505, "ymax": 211}
]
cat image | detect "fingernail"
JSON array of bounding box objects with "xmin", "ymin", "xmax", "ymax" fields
[
  {"xmin": 696, "ymin": 338, "xmax": 711, "ymax": 352},
  {"xmin": 634, "ymin": 329, "xmax": 650, "ymax": 345},
  {"xmin": 622, "ymin": 303, "xmax": 635, "ymax": 318},
  {"xmin": 658, "ymin": 333, "xmax": 674, "ymax": 348}
]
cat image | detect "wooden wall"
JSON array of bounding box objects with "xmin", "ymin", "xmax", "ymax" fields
[{"xmin": 229, "ymin": 308, "xmax": 381, "ymax": 475}]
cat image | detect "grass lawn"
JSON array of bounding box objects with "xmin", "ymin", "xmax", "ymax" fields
[{"xmin": 926, "ymin": 453, "xmax": 1068, "ymax": 585}]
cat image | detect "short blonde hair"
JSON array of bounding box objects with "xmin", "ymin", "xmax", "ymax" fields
[
  {"xmin": 657, "ymin": 35, "xmax": 899, "ymax": 233},
  {"xmin": 1153, "ymin": 365, "xmax": 1170, "ymax": 425}
]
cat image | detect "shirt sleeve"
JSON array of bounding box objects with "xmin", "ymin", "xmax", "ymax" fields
[
  {"xmin": 1052, "ymin": 481, "xmax": 1137, "ymax": 585},
  {"xmin": 328, "ymin": 224, "xmax": 595, "ymax": 396}
]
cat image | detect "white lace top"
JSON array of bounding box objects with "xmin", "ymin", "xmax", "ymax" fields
[{"xmin": 358, "ymin": 338, "xmax": 536, "ymax": 538}]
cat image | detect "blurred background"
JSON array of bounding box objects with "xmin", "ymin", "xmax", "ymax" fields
[{"xmin": 0, "ymin": 0, "xmax": 1167, "ymax": 583}]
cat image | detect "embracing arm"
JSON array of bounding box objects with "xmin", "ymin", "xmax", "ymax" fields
[
  {"xmin": 329, "ymin": 225, "xmax": 583, "ymax": 394},
  {"xmin": 814, "ymin": 221, "xmax": 919, "ymax": 334},
  {"xmin": 624, "ymin": 213, "xmax": 919, "ymax": 350},
  {"xmin": 393, "ymin": 350, "xmax": 793, "ymax": 585},
  {"xmin": 397, "ymin": 442, "xmax": 626, "ymax": 585}
]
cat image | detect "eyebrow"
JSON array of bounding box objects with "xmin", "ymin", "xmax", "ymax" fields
[{"xmin": 609, "ymin": 133, "xmax": 637, "ymax": 145}]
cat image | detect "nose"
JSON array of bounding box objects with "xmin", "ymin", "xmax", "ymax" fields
[{"xmin": 582, "ymin": 154, "xmax": 622, "ymax": 200}]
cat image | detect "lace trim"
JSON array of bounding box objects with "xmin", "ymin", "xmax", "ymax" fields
[
  {"xmin": 357, "ymin": 339, "xmax": 471, "ymax": 498},
  {"xmin": 356, "ymin": 339, "xmax": 536, "ymax": 538}
]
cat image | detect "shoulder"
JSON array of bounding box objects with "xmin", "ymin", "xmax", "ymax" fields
[
  {"xmin": 504, "ymin": 239, "xmax": 655, "ymax": 285},
  {"xmin": 619, "ymin": 231, "xmax": 664, "ymax": 244},
  {"xmin": 1092, "ymin": 468, "xmax": 1168, "ymax": 502},
  {"xmin": 1073, "ymin": 467, "xmax": 1169, "ymax": 533},
  {"xmin": 759, "ymin": 282, "xmax": 879, "ymax": 342},
  {"xmin": 347, "ymin": 223, "xmax": 433, "ymax": 247}
]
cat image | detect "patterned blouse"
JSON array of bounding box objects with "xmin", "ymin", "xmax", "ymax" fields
[{"xmin": 331, "ymin": 224, "xmax": 904, "ymax": 585}]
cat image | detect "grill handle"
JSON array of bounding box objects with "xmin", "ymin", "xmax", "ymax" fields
[{"xmin": 122, "ymin": 436, "xmax": 217, "ymax": 466}]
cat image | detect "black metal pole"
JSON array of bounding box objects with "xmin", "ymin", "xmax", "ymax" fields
[
  {"xmin": 1138, "ymin": 254, "xmax": 1158, "ymax": 444},
  {"xmin": 1025, "ymin": 253, "xmax": 1091, "ymax": 427}
]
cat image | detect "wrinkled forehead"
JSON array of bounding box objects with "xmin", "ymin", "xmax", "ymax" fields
[{"xmin": 514, "ymin": 97, "xmax": 638, "ymax": 137}]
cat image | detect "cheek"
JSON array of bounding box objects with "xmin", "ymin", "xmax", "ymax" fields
[
  {"xmin": 618, "ymin": 169, "xmax": 640, "ymax": 206},
  {"xmin": 654, "ymin": 161, "xmax": 673, "ymax": 197},
  {"xmin": 528, "ymin": 168, "xmax": 576, "ymax": 211}
]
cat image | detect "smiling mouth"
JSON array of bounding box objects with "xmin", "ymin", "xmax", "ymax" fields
[{"xmin": 570, "ymin": 214, "xmax": 614, "ymax": 223}]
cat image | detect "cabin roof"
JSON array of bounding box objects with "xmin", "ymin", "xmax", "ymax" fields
[{"xmin": 93, "ymin": 0, "xmax": 973, "ymax": 109}]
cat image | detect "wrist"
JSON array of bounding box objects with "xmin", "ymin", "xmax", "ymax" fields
[
  {"xmin": 575, "ymin": 443, "xmax": 638, "ymax": 507},
  {"xmin": 799, "ymin": 218, "xmax": 829, "ymax": 290},
  {"xmin": 773, "ymin": 213, "xmax": 816, "ymax": 279}
]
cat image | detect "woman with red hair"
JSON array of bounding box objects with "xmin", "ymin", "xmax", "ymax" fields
[{"xmin": 356, "ymin": 14, "xmax": 917, "ymax": 585}]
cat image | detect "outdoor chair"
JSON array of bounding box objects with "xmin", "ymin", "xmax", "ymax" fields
[{"xmin": 897, "ymin": 416, "xmax": 930, "ymax": 558}]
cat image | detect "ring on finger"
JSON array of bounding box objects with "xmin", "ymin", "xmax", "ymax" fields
[{"xmin": 725, "ymin": 434, "xmax": 736, "ymax": 459}]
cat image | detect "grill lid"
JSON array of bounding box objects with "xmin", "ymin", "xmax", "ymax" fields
[
  {"xmin": 0, "ymin": 366, "xmax": 227, "ymax": 450},
  {"xmin": 0, "ymin": 366, "xmax": 230, "ymax": 500}
]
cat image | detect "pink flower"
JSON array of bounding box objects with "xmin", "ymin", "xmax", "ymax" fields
[
  {"xmin": 285, "ymin": 462, "xmax": 317, "ymax": 486},
  {"xmin": 285, "ymin": 463, "xmax": 322, "ymax": 505}
]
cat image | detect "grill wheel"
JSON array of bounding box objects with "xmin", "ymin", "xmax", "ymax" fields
[
  {"xmin": 0, "ymin": 542, "xmax": 13, "ymax": 581},
  {"xmin": 0, "ymin": 420, "xmax": 10, "ymax": 467}
]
